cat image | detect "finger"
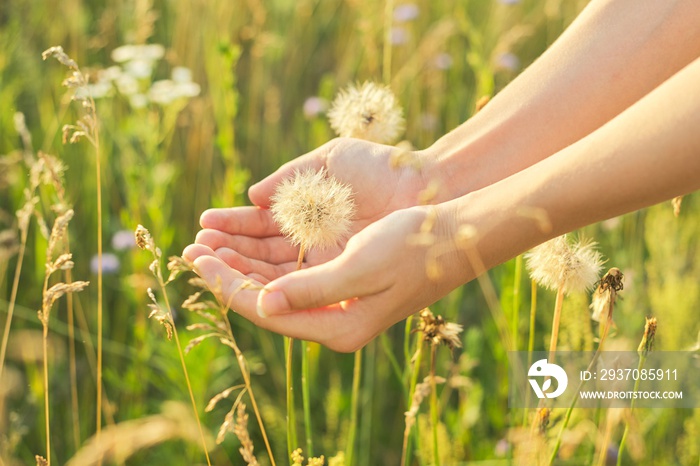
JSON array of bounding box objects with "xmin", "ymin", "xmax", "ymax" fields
[
  {"xmin": 190, "ymin": 254, "xmax": 261, "ymax": 314},
  {"xmin": 199, "ymin": 206, "xmax": 279, "ymax": 237},
  {"xmin": 191, "ymin": 254, "xmax": 366, "ymax": 349},
  {"xmin": 189, "ymin": 247, "xmax": 383, "ymax": 351},
  {"xmin": 248, "ymin": 141, "xmax": 336, "ymax": 207},
  {"xmin": 182, "ymin": 243, "xmax": 218, "ymax": 262},
  {"xmin": 256, "ymin": 253, "xmax": 390, "ymax": 318},
  {"xmin": 215, "ymin": 247, "xmax": 299, "ymax": 281},
  {"xmin": 195, "ymin": 229, "xmax": 300, "ymax": 264}
]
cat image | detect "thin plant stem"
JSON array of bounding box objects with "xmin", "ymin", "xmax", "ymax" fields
[
  {"xmin": 40, "ymin": 255, "xmax": 53, "ymax": 466},
  {"xmin": 64, "ymin": 246, "xmax": 81, "ymax": 451},
  {"xmin": 430, "ymin": 344, "xmax": 440, "ymax": 466},
  {"xmin": 547, "ymin": 287, "xmax": 565, "ymax": 362},
  {"xmin": 154, "ymin": 261, "xmax": 211, "ymax": 466},
  {"xmin": 218, "ymin": 303, "xmax": 276, "ymax": 466},
  {"xmin": 548, "ymin": 314, "xmax": 613, "ymax": 465},
  {"xmin": 617, "ymin": 353, "xmax": 647, "ymax": 465},
  {"xmin": 512, "ymin": 255, "xmax": 523, "ymax": 351},
  {"xmin": 0, "ymin": 225, "xmax": 28, "ymax": 385},
  {"xmin": 42, "ymin": 323, "xmax": 51, "ymax": 466},
  {"xmin": 382, "ymin": 0, "xmax": 394, "ymax": 85},
  {"xmin": 296, "ymin": 245, "xmax": 313, "ymax": 456},
  {"xmin": 170, "ymin": 322, "xmax": 212, "ymax": 466},
  {"xmin": 301, "ymin": 340, "xmax": 313, "ymax": 456},
  {"xmin": 345, "ymin": 348, "xmax": 362, "ymax": 466},
  {"xmin": 523, "ymin": 279, "xmax": 538, "ymax": 425},
  {"xmin": 401, "ymin": 331, "xmax": 423, "ymax": 466},
  {"xmin": 379, "ymin": 332, "xmax": 407, "ymax": 397},
  {"xmin": 285, "ymin": 336, "xmax": 298, "ymax": 460},
  {"xmin": 596, "ymin": 412, "xmax": 614, "ymax": 466}
]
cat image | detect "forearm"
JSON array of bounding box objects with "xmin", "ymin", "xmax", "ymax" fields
[
  {"xmin": 424, "ymin": 0, "xmax": 700, "ymax": 201},
  {"xmin": 439, "ymin": 55, "xmax": 700, "ymax": 283}
]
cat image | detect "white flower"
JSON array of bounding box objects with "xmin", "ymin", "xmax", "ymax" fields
[
  {"xmin": 270, "ymin": 168, "xmax": 355, "ymax": 251},
  {"xmin": 525, "ymin": 235, "xmax": 604, "ymax": 294},
  {"xmin": 327, "ymin": 82, "xmax": 405, "ymax": 144}
]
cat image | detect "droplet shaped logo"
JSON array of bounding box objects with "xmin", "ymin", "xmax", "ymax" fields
[{"xmin": 528, "ymin": 359, "xmax": 568, "ymax": 399}]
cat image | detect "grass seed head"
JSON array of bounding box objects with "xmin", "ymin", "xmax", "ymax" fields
[
  {"xmin": 271, "ymin": 168, "xmax": 355, "ymax": 252},
  {"xmin": 638, "ymin": 317, "xmax": 657, "ymax": 356},
  {"xmin": 327, "ymin": 82, "xmax": 405, "ymax": 144}
]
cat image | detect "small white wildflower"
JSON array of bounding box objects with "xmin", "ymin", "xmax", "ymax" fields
[
  {"xmin": 171, "ymin": 66, "xmax": 193, "ymax": 84},
  {"xmin": 394, "ymin": 3, "xmax": 420, "ymax": 22},
  {"xmin": 111, "ymin": 44, "xmax": 165, "ymax": 63},
  {"xmin": 270, "ymin": 168, "xmax": 355, "ymax": 252},
  {"xmin": 525, "ymin": 235, "xmax": 604, "ymax": 294},
  {"xmin": 327, "ymin": 82, "xmax": 405, "ymax": 144}
]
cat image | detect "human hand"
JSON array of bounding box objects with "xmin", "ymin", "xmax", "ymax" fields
[
  {"xmin": 192, "ymin": 137, "xmax": 432, "ymax": 284},
  {"xmin": 183, "ymin": 205, "xmax": 469, "ymax": 352}
]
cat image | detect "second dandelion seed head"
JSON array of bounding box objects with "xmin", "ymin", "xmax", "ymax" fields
[
  {"xmin": 271, "ymin": 168, "xmax": 356, "ymax": 253},
  {"xmin": 327, "ymin": 82, "xmax": 405, "ymax": 144}
]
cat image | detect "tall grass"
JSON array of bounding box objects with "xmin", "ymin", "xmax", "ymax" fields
[{"xmin": 0, "ymin": 0, "xmax": 698, "ymax": 465}]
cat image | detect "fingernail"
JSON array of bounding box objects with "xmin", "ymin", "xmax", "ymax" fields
[{"xmin": 257, "ymin": 288, "xmax": 289, "ymax": 318}]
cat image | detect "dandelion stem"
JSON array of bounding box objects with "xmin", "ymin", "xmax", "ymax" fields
[
  {"xmin": 296, "ymin": 245, "xmax": 305, "ymax": 271},
  {"xmin": 547, "ymin": 287, "xmax": 565, "ymax": 362},
  {"xmin": 345, "ymin": 348, "xmax": 362, "ymax": 466},
  {"xmin": 402, "ymin": 328, "xmax": 423, "ymax": 466}
]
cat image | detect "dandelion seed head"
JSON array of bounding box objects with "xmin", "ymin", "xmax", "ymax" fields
[
  {"xmin": 525, "ymin": 235, "xmax": 604, "ymax": 294},
  {"xmin": 327, "ymin": 82, "xmax": 405, "ymax": 144},
  {"xmin": 271, "ymin": 168, "xmax": 355, "ymax": 251}
]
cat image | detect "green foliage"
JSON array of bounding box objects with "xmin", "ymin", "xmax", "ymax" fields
[{"xmin": 0, "ymin": 0, "xmax": 698, "ymax": 465}]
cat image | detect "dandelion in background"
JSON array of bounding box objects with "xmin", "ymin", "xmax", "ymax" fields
[
  {"xmin": 525, "ymin": 235, "xmax": 604, "ymax": 359},
  {"xmin": 327, "ymin": 82, "xmax": 405, "ymax": 144},
  {"xmin": 270, "ymin": 168, "xmax": 355, "ymax": 267}
]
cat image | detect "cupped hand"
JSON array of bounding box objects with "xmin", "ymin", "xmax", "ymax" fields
[
  {"xmin": 183, "ymin": 205, "xmax": 469, "ymax": 352},
  {"xmin": 192, "ymin": 137, "xmax": 432, "ymax": 285}
]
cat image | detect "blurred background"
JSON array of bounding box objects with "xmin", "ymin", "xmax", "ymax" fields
[{"xmin": 0, "ymin": 0, "xmax": 698, "ymax": 464}]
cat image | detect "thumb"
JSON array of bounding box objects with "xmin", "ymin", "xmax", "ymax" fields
[
  {"xmin": 256, "ymin": 256, "xmax": 384, "ymax": 318},
  {"xmin": 248, "ymin": 141, "xmax": 337, "ymax": 207}
]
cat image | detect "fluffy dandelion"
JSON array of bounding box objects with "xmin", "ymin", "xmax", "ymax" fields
[
  {"xmin": 271, "ymin": 168, "xmax": 355, "ymax": 264},
  {"xmin": 526, "ymin": 235, "xmax": 604, "ymax": 360},
  {"xmin": 327, "ymin": 82, "xmax": 405, "ymax": 144},
  {"xmin": 525, "ymin": 235, "xmax": 604, "ymax": 294}
]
